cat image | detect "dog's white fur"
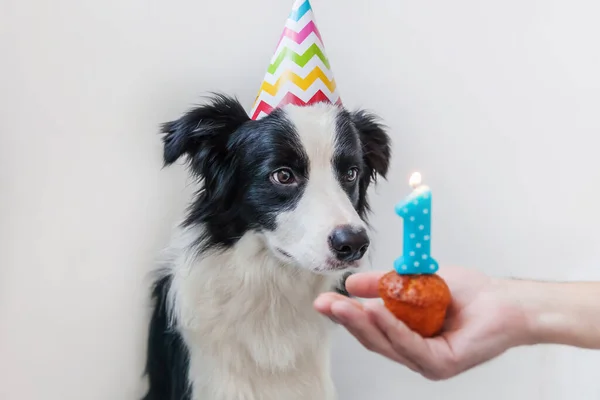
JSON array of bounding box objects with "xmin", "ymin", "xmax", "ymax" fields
[{"xmin": 160, "ymin": 104, "xmax": 370, "ymax": 400}]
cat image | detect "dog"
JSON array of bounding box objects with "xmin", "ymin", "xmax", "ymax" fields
[{"xmin": 142, "ymin": 93, "xmax": 391, "ymax": 400}]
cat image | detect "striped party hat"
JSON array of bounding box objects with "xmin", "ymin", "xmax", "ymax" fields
[{"xmin": 249, "ymin": 0, "xmax": 341, "ymax": 120}]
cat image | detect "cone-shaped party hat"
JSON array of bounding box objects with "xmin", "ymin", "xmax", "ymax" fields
[{"xmin": 249, "ymin": 0, "xmax": 342, "ymax": 120}]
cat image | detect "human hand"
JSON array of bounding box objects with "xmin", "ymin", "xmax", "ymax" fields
[{"xmin": 314, "ymin": 266, "xmax": 532, "ymax": 380}]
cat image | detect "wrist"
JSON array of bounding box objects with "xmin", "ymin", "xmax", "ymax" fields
[
  {"xmin": 506, "ymin": 279, "xmax": 560, "ymax": 345},
  {"xmin": 491, "ymin": 278, "xmax": 543, "ymax": 346},
  {"xmin": 499, "ymin": 278, "xmax": 600, "ymax": 349}
]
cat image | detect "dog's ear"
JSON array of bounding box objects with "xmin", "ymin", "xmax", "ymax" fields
[
  {"xmin": 160, "ymin": 93, "xmax": 250, "ymax": 172},
  {"xmin": 161, "ymin": 94, "xmax": 250, "ymax": 230},
  {"xmin": 349, "ymin": 109, "xmax": 392, "ymax": 218},
  {"xmin": 350, "ymin": 110, "xmax": 392, "ymax": 182}
]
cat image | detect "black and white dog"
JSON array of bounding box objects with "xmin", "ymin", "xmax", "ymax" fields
[{"xmin": 143, "ymin": 94, "xmax": 391, "ymax": 400}]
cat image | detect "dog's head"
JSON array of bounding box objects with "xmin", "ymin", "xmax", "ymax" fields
[{"xmin": 162, "ymin": 94, "xmax": 391, "ymax": 274}]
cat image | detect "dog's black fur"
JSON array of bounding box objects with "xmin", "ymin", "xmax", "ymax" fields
[{"xmin": 143, "ymin": 276, "xmax": 191, "ymax": 400}]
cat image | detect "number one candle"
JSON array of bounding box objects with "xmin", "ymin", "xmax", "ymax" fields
[
  {"xmin": 379, "ymin": 171, "xmax": 451, "ymax": 338},
  {"xmin": 393, "ymin": 172, "xmax": 438, "ymax": 275}
]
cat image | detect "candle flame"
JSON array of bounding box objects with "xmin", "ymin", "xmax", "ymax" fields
[{"xmin": 409, "ymin": 172, "xmax": 422, "ymax": 189}]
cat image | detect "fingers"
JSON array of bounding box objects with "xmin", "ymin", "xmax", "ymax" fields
[
  {"xmin": 314, "ymin": 293, "xmax": 363, "ymax": 316},
  {"xmin": 363, "ymin": 301, "xmax": 453, "ymax": 380},
  {"xmin": 344, "ymin": 271, "xmax": 386, "ymax": 298},
  {"xmin": 363, "ymin": 302, "xmax": 428, "ymax": 360},
  {"xmin": 314, "ymin": 293, "xmax": 421, "ymax": 371},
  {"xmin": 315, "ymin": 288, "xmax": 461, "ymax": 379},
  {"xmin": 329, "ymin": 301, "xmax": 423, "ymax": 372}
]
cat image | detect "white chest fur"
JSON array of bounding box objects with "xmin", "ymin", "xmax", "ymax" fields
[{"xmin": 165, "ymin": 228, "xmax": 340, "ymax": 400}]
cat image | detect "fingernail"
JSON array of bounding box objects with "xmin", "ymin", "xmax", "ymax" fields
[
  {"xmin": 331, "ymin": 301, "xmax": 350, "ymax": 323},
  {"xmin": 313, "ymin": 296, "xmax": 327, "ymax": 310},
  {"xmin": 363, "ymin": 299, "xmax": 380, "ymax": 310},
  {"xmin": 363, "ymin": 301, "xmax": 385, "ymax": 321}
]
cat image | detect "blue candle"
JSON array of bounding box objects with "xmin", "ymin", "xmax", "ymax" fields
[{"xmin": 393, "ymin": 172, "xmax": 438, "ymax": 275}]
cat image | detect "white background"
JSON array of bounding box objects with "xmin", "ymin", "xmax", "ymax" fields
[{"xmin": 2, "ymin": 0, "xmax": 599, "ymax": 399}]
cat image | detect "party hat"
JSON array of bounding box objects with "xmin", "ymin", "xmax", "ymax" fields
[{"xmin": 249, "ymin": 0, "xmax": 342, "ymax": 120}]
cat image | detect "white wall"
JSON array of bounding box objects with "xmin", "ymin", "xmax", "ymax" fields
[{"xmin": 2, "ymin": 0, "xmax": 599, "ymax": 399}]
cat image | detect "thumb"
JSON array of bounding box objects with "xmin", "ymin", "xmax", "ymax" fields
[{"xmin": 345, "ymin": 272, "xmax": 386, "ymax": 298}]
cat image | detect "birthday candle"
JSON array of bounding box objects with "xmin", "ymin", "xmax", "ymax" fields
[{"xmin": 393, "ymin": 172, "xmax": 438, "ymax": 275}]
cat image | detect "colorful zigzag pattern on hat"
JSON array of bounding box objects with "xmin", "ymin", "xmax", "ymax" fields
[{"xmin": 249, "ymin": 0, "xmax": 341, "ymax": 120}]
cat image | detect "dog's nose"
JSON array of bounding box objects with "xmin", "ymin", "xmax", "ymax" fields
[{"xmin": 328, "ymin": 225, "xmax": 370, "ymax": 262}]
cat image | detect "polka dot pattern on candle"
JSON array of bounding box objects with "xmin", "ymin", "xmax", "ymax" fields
[{"xmin": 393, "ymin": 182, "xmax": 438, "ymax": 275}]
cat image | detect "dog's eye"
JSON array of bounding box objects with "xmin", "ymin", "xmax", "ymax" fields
[
  {"xmin": 344, "ymin": 167, "xmax": 359, "ymax": 183},
  {"xmin": 271, "ymin": 168, "xmax": 296, "ymax": 185}
]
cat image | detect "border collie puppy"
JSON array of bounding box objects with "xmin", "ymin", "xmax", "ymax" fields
[{"xmin": 143, "ymin": 94, "xmax": 391, "ymax": 400}]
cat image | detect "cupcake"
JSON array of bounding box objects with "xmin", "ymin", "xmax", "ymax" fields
[{"xmin": 379, "ymin": 271, "xmax": 451, "ymax": 337}]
